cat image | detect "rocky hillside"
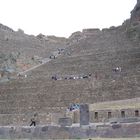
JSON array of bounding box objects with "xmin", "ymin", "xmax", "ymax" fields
[
  {"xmin": 0, "ymin": 24, "xmax": 68, "ymax": 78},
  {"xmin": 0, "ymin": 1, "xmax": 139, "ymax": 125},
  {"xmin": 123, "ymin": 0, "xmax": 140, "ymax": 42},
  {"xmin": 0, "ymin": 1, "xmax": 139, "ymax": 80},
  {"xmin": 131, "ymin": 0, "xmax": 140, "ymax": 21}
]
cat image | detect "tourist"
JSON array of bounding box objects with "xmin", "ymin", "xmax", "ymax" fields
[
  {"xmin": 30, "ymin": 114, "xmax": 37, "ymax": 126},
  {"xmin": 30, "ymin": 118, "xmax": 36, "ymax": 126}
]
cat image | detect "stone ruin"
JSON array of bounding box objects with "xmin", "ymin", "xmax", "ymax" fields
[{"xmin": 0, "ymin": 0, "xmax": 139, "ymax": 139}]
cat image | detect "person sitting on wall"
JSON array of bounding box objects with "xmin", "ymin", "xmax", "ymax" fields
[
  {"xmin": 58, "ymin": 49, "xmax": 61, "ymax": 54},
  {"xmin": 113, "ymin": 67, "xmax": 121, "ymax": 72},
  {"xmin": 50, "ymin": 55, "xmax": 56, "ymax": 59},
  {"xmin": 52, "ymin": 75, "xmax": 57, "ymax": 80},
  {"xmin": 65, "ymin": 77, "xmax": 69, "ymax": 80},
  {"xmin": 83, "ymin": 75, "xmax": 88, "ymax": 79},
  {"xmin": 69, "ymin": 77, "xmax": 73, "ymax": 79},
  {"xmin": 88, "ymin": 73, "xmax": 92, "ymax": 77}
]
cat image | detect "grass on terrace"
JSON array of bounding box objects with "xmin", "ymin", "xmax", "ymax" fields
[{"xmin": 89, "ymin": 98, "xmax": 140, "ymax": 111}]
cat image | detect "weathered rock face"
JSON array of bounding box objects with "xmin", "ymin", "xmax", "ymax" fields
[
  {"xmin": 131, "ymin": 0, "xmax": 140, "ymax": 21},
  {"xmin": 0, "ymin": 23, "xmax": 14, "ymax": 32},
  {"xmin": 0, "ymin": 23, "xmax": 68, "ymax": 78},
  {"xmin": 123, "ymin": 0, "xmax": 140, "ymax": 42}
]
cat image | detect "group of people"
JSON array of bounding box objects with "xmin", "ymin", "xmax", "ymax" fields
[
  {"xmin": 49, "ymin": 48, "xmax": 65, "ymax": 59},
  {"xmin": 58, "ymin": 48, "xmax": 65, "ymax": 54},
  {"xmin": 67, "ymin": 104, "xmax": 80, "ymax": 112},
  {"xmin": 17, "ymin": 73, "xmax": 27, "ymax": 78},
  {"xmin": 113, "ymin": 67, "xmax": 121, "ymax": 72},
  {"xmin": 51, "ymin": 66, "xmax": 122, "ymax": 81},
  {"xmin": 51, "ymin": 73, "xmax": 92, "ymax": 81}
]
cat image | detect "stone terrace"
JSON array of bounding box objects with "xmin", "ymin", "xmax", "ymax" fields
[{"xmin": 0, "ymin": 26, "xmax": 140, "ymax": 125}]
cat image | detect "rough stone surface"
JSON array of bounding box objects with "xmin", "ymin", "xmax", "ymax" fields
[
  {"xmin": 0, "ymin": 123, "xmax": 139, "ymax": 139},
  {"xmin": 131, "ymin": 0, "xmax": 140, "ymax": 21},
  {"xmin": 80, "ymin": 104, "xmax": 89, "ymax": 125},
  {"xmin": 0, "ymin": 0, "xmax": 139, "ymax": 133},
  {"xmin": 58, "ymin": 117, "xmax": 72, "ymax": 126}
]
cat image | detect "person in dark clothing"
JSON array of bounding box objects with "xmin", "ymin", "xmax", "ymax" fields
[
  {"xmin": 83, "ymin": 75, "xmax": 88, "ymax": 79},
  {"xmin": 88, "ymin": 73, "xmax": 92, "ymax": 77},
  {"xmin": 30, "ymin": 113, "xmax": 37, "ymax": 126},
  {"xmin": 52, "ymin": 75, "xmax": 57, "ymax": 80},
  {"xmin": 30, "ymin": 118, "xmax": 36, "ymax": 126}
]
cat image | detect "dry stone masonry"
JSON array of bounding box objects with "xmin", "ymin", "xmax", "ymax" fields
[{"xmin": 0, "ymin": 0, "xmax": 139, "ymax": 139}]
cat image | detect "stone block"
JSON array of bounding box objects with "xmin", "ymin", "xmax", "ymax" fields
[
  {"xmin": 73, "ymin": 111, "xmax": 80, "ymax": 123},
  {"xmin": 41, "ymin": 126, "xmax": 48, "ymax": 132},
  {"xmin": 21, "ymin": 128, "xmax": 31, "ymax": 133},
  {"xmin": 58, "ymin": 117, "xmax": 72, "ymax": 126},
  {"xmin": 0, "ymin": 128, "xmax": 5, "ymax": 135},
  {"xmin": 80, "ymin": 104, "xmax": 89, "ymax": 125},
  {"xmin": 51, "ymin": 112, "xmax": 64, "ymax": 125},
  {"xmin": 112, "ymin": 124, "xmax": 121, "ymax": 129}
]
